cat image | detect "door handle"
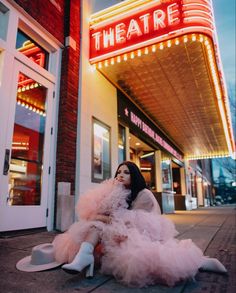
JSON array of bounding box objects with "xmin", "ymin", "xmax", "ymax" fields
[{"xmin": 3, "ymin": 149, "xmax": 10, "ymax": 175}]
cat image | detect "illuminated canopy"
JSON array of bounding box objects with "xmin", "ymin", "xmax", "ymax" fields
[{"xmin": 89, "ymin": 0, "xmax": 235, "ymax": 160}]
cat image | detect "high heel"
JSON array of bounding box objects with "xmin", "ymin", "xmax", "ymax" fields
[
  {"xmin": 86, "ymin": 262, "xmax": 94, "ymax": 278},
  {"xmin": 200, "ymin": 257, "xmax": 228, "ymax": 274},
  {"xmin": 62, "ymin": 242, "xmax": 94, "ymax": 277}
]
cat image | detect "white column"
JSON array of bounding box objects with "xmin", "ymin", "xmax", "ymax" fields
[
  {"xmin": 197, "ymin": 178, "xmax": 204, "ymax": 206},
  {"xmin": 154, "ymin": 150, "xmax": 162, "ymax": 192}
]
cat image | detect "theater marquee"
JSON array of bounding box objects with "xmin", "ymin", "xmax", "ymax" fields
[{"xmin": 90, "ymin": 0, "xmax": 214, "ymax": 63}]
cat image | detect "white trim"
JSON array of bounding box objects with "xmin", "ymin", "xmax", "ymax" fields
[
  {"xmin": 5, "ymin": 0, "xmax": 63, "ymax": 48},
  {"xmin": 0, "ymin": 0, "xmax": 63, "ymax": 231}
]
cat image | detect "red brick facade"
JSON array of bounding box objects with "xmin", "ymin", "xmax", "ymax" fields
[
  {"xmin": 14, "ymin": 0, "xmax": 65, "ymax": 43},
  {"xmin": 14, "ymin": 0, "xmax": 81, "ymax": 194},
  {"xmin": 56, "ymin": 0, "xmax": 80, "ymax": 194}
]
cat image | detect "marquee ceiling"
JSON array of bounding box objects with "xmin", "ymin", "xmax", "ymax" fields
[{"xmin": 97, "ymin": 36, "xmax": 232, "ymax": 159}]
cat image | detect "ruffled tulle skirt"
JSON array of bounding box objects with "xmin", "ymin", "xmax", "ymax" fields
[{"xmin": 53, "ymin": 208, "xmax": 204, "ymax": 287}]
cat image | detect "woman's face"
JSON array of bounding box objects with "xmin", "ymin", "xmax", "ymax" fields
[{"xmin": 116, "ymin": 164, "xmax": 131, "ymax": 188}]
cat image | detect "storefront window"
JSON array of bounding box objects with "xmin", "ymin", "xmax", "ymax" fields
[
  {"xmin": 118, "ymin": 124, "xmax": 126, "ymax": 164},
  {"xmin": 16, "ymin": 29, "xmax": 49, "ymax": 69},
  {"xmin": 161, "ymin": 153, "xmax": 172, "ymax": 191},
  {"xmin": 92, "ymin": 118, "xmax": 111, "ymax": 182},
  {"xmin": 140, "ymin": 152, "xmax": 155, "ymax": 190},
  {"xmin": 8, "ymin": 72, "xmax": 47, "ymax": 205}
]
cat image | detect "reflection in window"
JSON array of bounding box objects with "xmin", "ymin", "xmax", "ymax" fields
[
  {"xmin": 118, "ymin": 124, "xmax": 126, "ymax": 164},
  {"xmin": 92, "ymin": 118, "xmax": 111, "ymax": 182},
  {"xmin": 8, "ymin": 72, "xmax": 47, "ymax": 206},
  {"xmin": 140, "ymin": 152, "xmax": 155, "ymax": 190},
  {"xmin": 16, "ymin": 29, "xmax": 49, "ymax": 69},
  {"xmin": 0, "ymin": 2, "xmax": 9, "ymax": 41}
]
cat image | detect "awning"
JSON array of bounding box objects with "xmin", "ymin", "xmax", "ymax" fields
[{"xmin": 89, "ymin": 0, "xmax": 235, "ymax": 160}]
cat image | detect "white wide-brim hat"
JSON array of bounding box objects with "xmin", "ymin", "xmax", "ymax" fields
[{"xmin": 16, "ymin": 243, "xmax": 62, "ymax": 272}]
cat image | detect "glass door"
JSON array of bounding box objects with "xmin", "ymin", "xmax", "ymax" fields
[{"xmin": 0, "ymin": 60, "xmax": 54, "ymax": 231}]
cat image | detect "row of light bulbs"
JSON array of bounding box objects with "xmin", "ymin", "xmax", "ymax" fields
[
  {"xmin": 18, "ymin": 82, "xmax": 40, "ymax": 93},
  {"xmin": 17, "ymin": 99, "xmax": 46, "ymax": 117},
  {"xmin": 92, "ymin": 32, "xmax": 234, "ymax": 157},
  {"xmin": 186, "ymin": 154, "xmax": 229, "ymax": 160},
  {"xmin": 92, "ymin": 33, "xmax": 210, "ymax": 70},
  {"xmin": 205, "ymin": 36, "xmax": 234, "ymax": 149}
]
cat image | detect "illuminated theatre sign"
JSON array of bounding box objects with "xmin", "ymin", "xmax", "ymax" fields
[{"xmin": 90, "ymin": 0, "xmax": 213, "ymax": 62}]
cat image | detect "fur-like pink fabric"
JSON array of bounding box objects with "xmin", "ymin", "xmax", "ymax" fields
[{"xmin": 53, "ymin": 179, "xmax": 204, "ymax": 287}]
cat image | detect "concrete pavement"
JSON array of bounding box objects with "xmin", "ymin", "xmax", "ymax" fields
[{"xmin": 0, "ymin": 206, "xmax": 235, "ymax": 293}]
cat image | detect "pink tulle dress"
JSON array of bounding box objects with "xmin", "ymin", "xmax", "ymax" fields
[{"xmin": 53, "ymin": 179, "xmax": 204, "ymax": 287}]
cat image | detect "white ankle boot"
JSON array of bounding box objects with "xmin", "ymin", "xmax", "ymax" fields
[
  {"xmin": 200, "ymin": 257, "xmax": 227, "ymax": 274},
  {"xmin": 62, "ymin": 242, "xmax": 94, "ymax": 277}
]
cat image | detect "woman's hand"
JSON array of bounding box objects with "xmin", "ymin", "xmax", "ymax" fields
[
  {"xmin": 113, "ymin": 234, "xmax": 128, "ymax": 244},
  {"xmin": 93, "ymin": 214, "xmax": 112, "ymax": 224}
]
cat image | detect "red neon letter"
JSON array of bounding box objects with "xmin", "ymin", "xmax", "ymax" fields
[
  {"xmin": 92, "ymin": 31, "xmax": 101, "ymax": 50},
  {"xmin": 167, "ymin": 3, "xmax": 180, "ymax": 25},
  {"xmin": 153, "ymin": 9, "xmax": 166, "ymax": 30},
  {"xmin": 139, "ymin": 13, "xmax": 150, "ymax": 34},
  {"xmin": 103, "ymin": 28, "xmax": 115, "ymax": 48},
  {"xmin": 116, "ymin": 23, "xmax": 126, "ymax": 44},
  {"xmin": 127, "ymin": 19, "xmax": 142, "ymax": 40}
]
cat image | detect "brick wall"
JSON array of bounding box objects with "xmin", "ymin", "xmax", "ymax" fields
[
  {"xmin": 14, "ymin": 0, "xmax": 65, "ymax": 43},
  {"xmin": 55, "ymin": 0, "xmax": 80, "ymax": 195}
]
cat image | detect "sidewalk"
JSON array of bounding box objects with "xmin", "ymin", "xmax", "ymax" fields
[{"xmin": 0, "ymin": 206, "xmax": 235, "ymax": 293}]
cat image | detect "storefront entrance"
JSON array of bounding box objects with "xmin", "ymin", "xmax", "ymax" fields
[
  {"xmin": 0, "ymin": 60, "xmax": 54, "ymax": 231},
  {"xmin": 172, "ymin": 162, "xmax": 182, "ymax": 194},
  {"xmin": 129, "ymin": 133, "xmax": 156, "ymax": 190}
]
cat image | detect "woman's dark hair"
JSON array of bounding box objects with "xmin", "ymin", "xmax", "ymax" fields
[{"xmin": 114, "ymin": 161, "xmax": 147, "ymax": 208}]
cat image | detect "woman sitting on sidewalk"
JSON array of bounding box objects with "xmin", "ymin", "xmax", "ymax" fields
[{"xmin": 53, "ymin": 161, "xmax": 227, "ymax": 287}]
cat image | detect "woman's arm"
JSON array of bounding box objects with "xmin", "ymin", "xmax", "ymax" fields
[
  {"xmin": 132, "ymin": 189, "xmax": 161, "ymax": 213},
  {"xmin": 92, "ymin": 214, "xmax": 112, "ymax": 224}
]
